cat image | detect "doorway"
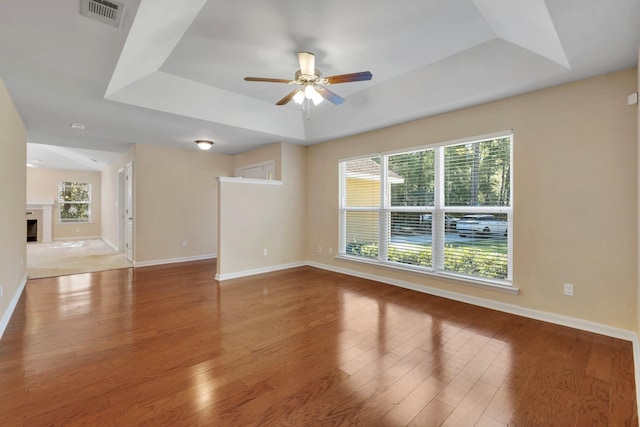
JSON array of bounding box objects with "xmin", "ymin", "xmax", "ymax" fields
[{"xmin": 117, "ymin": 162, "xmax": 134, "ymax": 262}]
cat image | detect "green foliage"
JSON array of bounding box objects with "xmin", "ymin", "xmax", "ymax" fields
[
  {"xmin": 388, "ymin": 150, "xmax": 435, "ymax": 206},
  {"xmin": 443, "ymin": 246, "xmax": 507, "ymax": 279},
  {"xmin": 385, "ymin": 138, "xmax": 511, "ymax": 208},
  {"xmin": 59, "ymin": 182, "xmax": 91, "ymax": 222},
  {"xmin": 388, "ymin": 245, "xmax": 432, "ymax": 267},
  {"xmin": 59, "ymin": 182, "xmax": 90, "ymax": 202},
  {"xmin": 346, "ymin": 242, "xmax": 378, "ymax": 259},
  {"xmin": 346, "ymin": 242, "xmax": 507, "ymax": 280},
  {"xmin": 388, "ymin": 150, "xmax": 435, "ymax": 231},
  {"xmin": 60, "ymin": 203, "xmax": 90, "ymax": 222},
  {"xmin": 444, "ymin": 138, "xmax": 511, "ymax": 206}
]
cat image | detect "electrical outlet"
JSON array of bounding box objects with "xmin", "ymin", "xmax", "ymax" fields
[
  {"xmin": 181, "ymin": 240, "xmax": 187, "ymax": 248},
  {"xmin": 317, "ymin": 246, "xmax": 322, "ymax": 253},
  {"xmin": 563, "ymin": 283, "xmax": 574, "ymax": 296},
  {"xmin": 329, "ymin": 247, "xmax": 333, "ymax": 255},
  {"xmin": 263, "ymin": 248, "xmax": 268, "ymax": 256}
]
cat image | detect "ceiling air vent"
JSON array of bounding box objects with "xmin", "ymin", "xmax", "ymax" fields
[{"xmin": 80, "ymin": 0, "xmax": 126, "ymax": 29}]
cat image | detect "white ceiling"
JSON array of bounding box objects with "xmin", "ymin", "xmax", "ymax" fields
[{"xmin": 1, "ymin": 0, "xmax": 639, "ymax": 171}]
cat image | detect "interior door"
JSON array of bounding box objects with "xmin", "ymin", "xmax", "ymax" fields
[{"xmin": 125, "ymin": 162, "xmax": 134, "ymax": 262}]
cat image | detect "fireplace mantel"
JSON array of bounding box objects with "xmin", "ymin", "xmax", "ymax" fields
[{"xmin": 26, "ymin": 199, "xmax": 54, "ymax": 243}]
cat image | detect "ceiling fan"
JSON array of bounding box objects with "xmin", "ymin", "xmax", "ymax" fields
[{"xmin": 244, "ymin": 52, "xmax": 372, "ymax": 107}]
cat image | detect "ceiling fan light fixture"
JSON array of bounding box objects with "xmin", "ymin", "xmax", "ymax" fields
[
  {"xmin": 195, "ymin": 140, "xmax": 214, "ymax": 150},
  {"xmin": 293, "ymin": 90, "xmax": 305, "ymax": 105},
  {"xmin": 244, "ymin": 51, "xmax": 372, "ymax": 107},
  {"xmin": 311, "ymin": 92, "xmax": 324, "ymax": 106},
  {"xmin": 304, "ymin": 85, "xmax": 324, "ymax": 105}
]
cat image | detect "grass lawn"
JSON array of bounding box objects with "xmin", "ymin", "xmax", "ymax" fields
[{"xmin": 444, "ymin": 236, "xmax": 507, "ymax": 254}]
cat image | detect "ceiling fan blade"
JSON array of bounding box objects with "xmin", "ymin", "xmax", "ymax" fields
[
  {"xmin": 276, "ymin": 89, "xmax": 300, "ymax": 106},
  {"xmin": 298, "ymin": 52, "xmax": 315, "ymax": 76},
  {"xmin": 315, "ymin": 86, "xmax": 345, "ymax": 105},
  {"xmin": 325, "ymin": 71, "xmax": 373, "ymax": 84},
  {"xmin": 244, "ymin": 77, "xmax": 292, "ymax": 83}
]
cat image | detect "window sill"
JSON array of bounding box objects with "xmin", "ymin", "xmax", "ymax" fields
[{"xmin": 335, "ymin": 254, "xmax": 519, "ymax": 295}]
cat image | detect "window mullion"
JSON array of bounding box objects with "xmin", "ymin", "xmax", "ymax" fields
[
  {"xmin": 338, "ymin": 162, "xmax": 346, "ymax": 254},
  {"xmin": 433, "ymin": 147, "xmax": 444, "ymax": 272},
  {"xmin": 379, "ymin": 155, "xmax": 389, "ymax": 263}
]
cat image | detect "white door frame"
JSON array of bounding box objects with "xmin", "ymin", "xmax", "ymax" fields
[
  {"xmin": 117, "ymin": 168, "xmax": 125, "ymax": 252},
  {"xmin": 124, "ymin": 162, "xmax": 134, "ymax": 262}
]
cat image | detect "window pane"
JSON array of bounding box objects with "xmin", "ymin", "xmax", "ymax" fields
[
  {"xmin": 445, "ymin": 212, "xmax": 508, "ymax": 279},
  {"xmin": 343, "ymin": 157, "xmax": 381, "ymax": 208},
  {"xmin": 345, "ymin": 211, "xmax": 379, "ymax": 260},
  {"xmin": 389, "ymin": 212, "xmax": 432, "ymax": 268},
  {"xmin": 59, "ymin": 182, "xmax": 90, "ymax": 202},
  {"xmin": 388, "ymin": 149, "xmax": 434, "ymax": 206},
  {"xmin": 58, "ymin": 182, "xmax": 91, "ymax": 223},
  {"xmin": 60, "ymin": 203, "xmax": 90, "ymax": 222},
  {"xmin": 444, "ymin": 138, "xmax": 510, "ymax": 207}
]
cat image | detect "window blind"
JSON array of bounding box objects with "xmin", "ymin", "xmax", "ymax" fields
[{"xmin": 339, "ymin": 133, "xmax": 513, "ymax": 284}]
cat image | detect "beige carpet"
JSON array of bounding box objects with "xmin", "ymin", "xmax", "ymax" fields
[{"xmin": 27, "ymin": 239, "xmax": 133, "ymax": 279}]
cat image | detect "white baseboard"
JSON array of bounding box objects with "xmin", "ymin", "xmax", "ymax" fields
[
  {"xmin": 0, "ymin": 274, "xmax": 27, "ymax": 341},
  {"xmin": 134, "ymin": 253, "xmax": 216, "ymax": 268},
  {"xmin": 102, "ymin": 237, "xmax": 119, "ymax": 252},
  {"xmin": 215, "ymin": 261, "xmax": 306, "ymax": 281},
  {"xmin": 306, "ymin": 261, "xmax": 637, "ymax": 342},
  {"xmin": 633, "ymin": 336, "xmax": 640, "ymax": 422}
]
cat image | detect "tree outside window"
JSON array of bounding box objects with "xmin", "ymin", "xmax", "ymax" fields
[{"xmin": 58, "ymin": 181, "xmax": 91, "ymax": 223}]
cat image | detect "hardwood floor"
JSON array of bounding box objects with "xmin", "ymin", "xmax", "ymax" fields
[{"xmin": 0, "ymin": 260, "xmax": 636, "ymax": 426}]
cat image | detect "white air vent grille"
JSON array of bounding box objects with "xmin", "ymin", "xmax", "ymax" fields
[{"xmin": 80, "ymin": 0, "xmax": 126, "ymax": 28}]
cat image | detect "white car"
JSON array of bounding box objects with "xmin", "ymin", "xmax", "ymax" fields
[
  {"xmin": 456, "ymin": 214, "xmax": 507, "ymax": 237},
  {"xmin": 419, "ymin": 214, "xmax": 458, "ymax": 231}
]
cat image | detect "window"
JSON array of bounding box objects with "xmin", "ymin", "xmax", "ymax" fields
[
  {"xmin": 58, "ymin": 181, "xmax": 91, "ymax": 223},
  {"xmin": 339, "ymin": 132, "xmax": 512, "ymax": 284}
]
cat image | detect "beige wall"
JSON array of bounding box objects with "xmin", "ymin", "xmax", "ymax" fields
[
  {"xmin": 307, "ymin": 68, "xmax": 638, "ymax": 330},
  {"xmin": 27, "ymin": 168, "xmax": 102, "ymax": 239},
  {"xmin": 217, "ymin": 143, "xmax": 306, "ymax": 277},
  {"xmin": 281, "ymin": 143, "xmax": 307, "ymax": 257},
  {"xmin": 134, "ymin": 144, "xmax": 233, "ymax": 263},
  {"xmin": 0, "ymin": 79, "xmax": 26, "ymax": 335},
  {"xmin": 233, "ymin": 142, "xmax": 282, "ymax": 179}
]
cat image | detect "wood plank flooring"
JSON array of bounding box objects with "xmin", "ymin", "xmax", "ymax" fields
[{"xmin": 0, "ymin": 260, "xmax": 636, "ymax": 426}]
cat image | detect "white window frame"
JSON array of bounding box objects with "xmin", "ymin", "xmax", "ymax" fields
[
  {"xmin": 58, "ymin": 181, "xmax": 92, "ymax": 224},
  {"xmin": 338, "ymin": 131, "xmax": 513, "ymax": 290}
]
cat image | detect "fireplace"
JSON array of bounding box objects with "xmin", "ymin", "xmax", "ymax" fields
[
  {"xmin": 27, "ymin": 219, "xmax": 37, "ymax": 242},
  {"xmin": 26, "ymin": 200, "xmax": 53, "ymax": 243}
]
